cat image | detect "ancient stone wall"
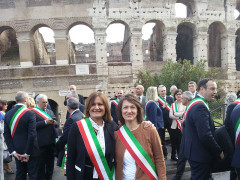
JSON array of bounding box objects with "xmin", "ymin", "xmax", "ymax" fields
[{"xmin": 0, "ymin": 0, "xmax": 240, "ymax": 121}]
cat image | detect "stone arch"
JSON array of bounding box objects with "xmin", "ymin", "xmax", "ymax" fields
[
  {"xmin": 176, "ymin": 0, "xmax": 195, "ymax": 17},
  {"xmin": 142, "ymin": 20, "xmax": 165, "ymax": 61},
  {"xmin": 208, "ymin": 22, "xmax": 227, "ymax": 68},
  {"xmin": 30, "ymin": 24, "xmax": 55, "ymax": 65},
  {"xmin": 67, "ymin": 22, "xmax": 95, "ymax": 64},
  {"xmin": 176, "ymin": 22, "xmax": 196, "ymax": 63},
  {"xmin": 0, "ymin": 26, "xmax": 19, "ymax": 66},
  {"xmin": 106, "ymin": 20, "xmax": 131, "ymax": 62},
  {"xmin": 235, "ymin": 28, "xmax": 240, "ymax": 71}
]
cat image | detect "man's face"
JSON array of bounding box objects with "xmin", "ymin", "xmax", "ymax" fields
[
  {"xmin": 158, "ymin": 87, "xmax": 166, "ymax": 97},
  {"xmin": 182, "ymin": 97, "xmax": 189, "ymax": 106},
  {"xmin": 130, "ymin": 88, "xmax": 136, "ymax": 96},
  {"xmin": 201, "ymin": 81, "xmax": 217, "ymax": 101},
  {"xmin": 117, "ymin": 90, "xmax": 124, "ymax": 100},
  {"xmin": 38, "ymin": 97, "xmax": 48, "ymax": 110},
  {"xmin": 69, "ymin": 85, "xmax": 76, "ymax": 91},
  {"xmin": 188, "ymin": 84, "xmax": 197, "ymax": 93},
  {"xmin": 136, "ymin": 86, "xmax": 143, "ymax": 96}
]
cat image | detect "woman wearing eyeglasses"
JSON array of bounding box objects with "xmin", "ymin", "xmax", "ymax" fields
[{"xmin": 169, "ymin": 89, "xmax": 186, "ymax": 156}]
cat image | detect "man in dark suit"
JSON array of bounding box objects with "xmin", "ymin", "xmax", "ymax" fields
[
  {"xmin": 188, "ymin": 81, "xmax": 198, "ymax": 97},
  {"xmin": 183, "ymin": 78, "xmax": 224, "ymax": 180},
  {"xmin": 110, "ymin": 89, "xmax": 124, "ymax": 124},
  {"xmin": 136, "ymin": 85, "xmax": 146, "ymax": 111},
  {"xmin": 56, "ymin": 97, "xmax": 84, "ymax": 167},
  {"xmin": 33, "ymin": 94, "xmax": 58, "ymax": 180},
  {"xmin": 64, "ymin": 85, "xmax": 85, "ymax": 106},
  {"xmin": 157, "ymin": 85, "xmax": 175, "ymax": 160},
  {"xmin": 4, "ymin": 91, "xmax": 39, "ymax": 179},
  {"xmin": 230, "ymin": 104, "xmax": 240, "ymax": 178}
]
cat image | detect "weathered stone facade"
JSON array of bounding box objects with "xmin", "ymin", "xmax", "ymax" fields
[{"xmin": 0, "ymin": 0, "xmax": 240, "ymax": 120}]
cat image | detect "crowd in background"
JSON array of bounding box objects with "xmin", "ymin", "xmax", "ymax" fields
[{"xmin": 0, "ymin": 79, "xmax": 240, "ymax": 180}]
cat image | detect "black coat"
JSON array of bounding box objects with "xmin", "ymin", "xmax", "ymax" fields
[
  {"xmin": 183, "ymin": 95, "xmax": 222, "ymax": 163},
  {"xmin": 66, "ymin": 120, "xmax": 118, "ymax": 180},
  {"xmin": 56, "ymin": 110, "xmax": 84, "ymax": 166},
  {"xmin": 64, "ymin": 94, "xmax": 85, "ymax": 106},
  {"xmin": 34, "ymin": 108, "xmax": 58, "ymax": 147},
  {"xmin": 4, "ymin": 105, "xmax": 39, "ymax": 157}
]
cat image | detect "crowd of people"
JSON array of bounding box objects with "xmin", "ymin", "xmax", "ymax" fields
[{"xmin": 0, "ymin": 78, "xmax": 239, "ymax": 180}]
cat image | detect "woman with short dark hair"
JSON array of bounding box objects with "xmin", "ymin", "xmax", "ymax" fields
[
  {"xmin": 115, "ymin": 94, "xmax": 166, "ymax": 180},
  {"xmin": 66, "ymin": 92, "xmax": 118, "ymax": 180}
]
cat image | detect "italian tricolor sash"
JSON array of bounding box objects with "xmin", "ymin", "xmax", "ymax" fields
[
  {"xmin": 185, "ymin": 97, "xmax": 209, "ymax": 119},
  {"xmin": 157, "ymin": 96, "xmax": 171, "ymax": 111},
  {"xmin": 234, "ymin": 117, "xmax": 240, "ymax": 147},
  {"xmin": 171, "ymin": 102, "xmax": 182, "ymax": 131},
  {"xmin": 0, "ymin": 111, "xmax": 5, "ymax": 116},
  {"xmin": 9, "ymin": 106, "xmax": 28, "ymax": 137},
  {"xmin": 61, "ymin": 144, "xmax": 67, "ymax": 174},
  {"xmin": 233, "ymin": 98, "xmax": 240, "ymax": 104},
  {"xmin": 117, "ymin": 125, "xmax": 158, "ymax": 180},
  {"xmin": 77, "ymin": 118, "xmax": 114, "ymax": 180},
  {"xmin": 170, "ymin": 94, "xmax": 174, "ymax": 98},
  {"xmin": 112, "ymin": 99, "xmax": 119, "ymax": 107},
  {"xmin": 32, "ymin": 106, "xmax": 52, "ymax": 120}
]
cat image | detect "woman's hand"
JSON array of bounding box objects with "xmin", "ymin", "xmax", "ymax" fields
[{"xmin": 143, "ymin": 121, "xmax": 155, "ymax": 128}]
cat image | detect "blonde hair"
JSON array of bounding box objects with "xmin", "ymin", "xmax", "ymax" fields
[
  {"xmin": 28, "ymin": 97, "xmax": 36, "ymax": 108},
  {"xmin": 146, "ymin": 86, "xmax": 158, "ymax": 102}
]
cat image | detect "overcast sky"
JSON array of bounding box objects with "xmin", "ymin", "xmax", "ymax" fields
[{"xmin": 39, "ymin": 4, "xmax": 240, "ymax": 44}]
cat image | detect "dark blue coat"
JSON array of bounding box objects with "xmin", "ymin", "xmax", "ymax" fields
[
  {"xmin": 158, "ymin": 96, "xmax": 173, "ymax": 128},
  {"xmin": 146, "ymin": 101, "xmax": 164, "ymax": 129},
  {"xmin": 230, "ymin": 104, "xmax": 240, "ymax": 168},
  {"xmin": 34, "ymin": 108, "xmax": 57, "ymax": 147},
  {"xmin": 183, "ymin": 95, "xmax": 222, "ymax": 163},
  {"xmin": 111, "ymin": 101, "xmax": 118, "ymax": 124},
  {"xmin": 4, "ymin": 105, "xmax": 39, "ymax": 157}
]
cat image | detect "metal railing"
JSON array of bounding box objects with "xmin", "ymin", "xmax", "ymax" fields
[{"xmin": 210, "ymin": 103, "xmax": 227, "ymax": 127}]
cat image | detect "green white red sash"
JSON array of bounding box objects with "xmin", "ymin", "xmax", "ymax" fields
[
  {"xmin": 234, "ymin": 98, "xmax": 240, "ymax": 104},
  {"xmin": 234, "ymin": 117, "xmax": 240, "ymax": 147},
  {"xmin": 9, "ymin": 106, "xmax": 29, "ymax": 137},
  {"xmin": 171, "ymin": 102, "xmax": 182, "ymax": 131},
  {"xmin": 117, "ymin": 125, "xmax": 158, "ymax": 180},
  {"xmin": 170, "ymin": 94, "xmax": 174, "ymax": 98},
  {"xmin": 185, "ymin": 97, "xmax": 209, "ymax": 119},
  {"xmin": 112, "ymin": 99, "xmax": 119, "ymax": 107},
  {"xmin": 61, "ymin": 144, "xmax": 67, "ymax": 174},
  {"xmin": 77, "ymin": 118, "xmax": 114, "ymax": 180},
  {"xmin": 32, "ymin": 106, "xmax": 52, "ymax": 120},
  {"xmin": 157, "ymin": 96, "xmax": 171, "ymax": 111}
]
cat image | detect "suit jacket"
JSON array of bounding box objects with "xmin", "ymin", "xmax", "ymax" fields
[
  {"xmin": 56, "ymin": 110, "xmax": 84, "ymax": 154},
  {"xmin": 4, "ymin": 105, "xmax": 39, "ymax": 156},
  {"xmin": 230, "ymin": 104, "xmax": 240, "ymax": 168},
  {"xmin": 111, "ymin": 101, "xmax": 118, "ymax": 124},
  {"xmin": 146, "ymin": 101, "xmax": 164, "ymax": 129},
  {"xmin": 158, "ymin": 96, "xmax": 174, "ymax": 128},
  {"xmin": 141, "ymin": 96, "xmax": 146, "ymax": 112},
  {"xmin": 64, "ymin": 94, "xmax": 85, "ymax": 106},
  {"xmin": 34, "ymin": 108, "xmax": 57, "ymax": 148},
  {"xmin": 66, "ymin": 120, "xmax": 118, "ymax": 180},
  {"xmin": 183, "ymin": 95, "xmax": 222, "ymax": 163}
]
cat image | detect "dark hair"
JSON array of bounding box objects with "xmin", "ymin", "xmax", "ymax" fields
[
  {"xmin": 117, "ymin": 94, "xmax": 144, "ymax": 125},
  {"xmin": 84, "ymin": 92, "xmax": 111, "ymax": 123},
  {"xmin": 197, "ymin": 78, "xmax": 213, "ymax": 91},
  {"xmin": 173, "ymin": 89, "xmax": 182, "ymax": 101},
  {"xmin": 0, "ymin": 100, "xmax": 7, "ymax": 111},
  {"xmin": 67, "ymin": 97, "xmax": 79, "ymax": 110}
]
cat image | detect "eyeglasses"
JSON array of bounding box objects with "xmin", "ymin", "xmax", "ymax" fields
[{"xmin": 176, "ymin": 94, "xmax": 182, "ymax": 96}]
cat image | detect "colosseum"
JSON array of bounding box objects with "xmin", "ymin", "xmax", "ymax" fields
[{"xmin": 0, "ymin": 0, "xmax": 240, "ymax": 120}]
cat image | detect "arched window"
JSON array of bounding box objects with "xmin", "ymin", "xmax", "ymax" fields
[
  {"xmin": 175, "ymin": 0, "xmax": 195, "ymax": 18},
  {"xmin": 68, "ymin": 24, "xmax": 95, "ymax": 64},
  {"xmin": 0, "ymin": 27, "xmax": 19, "ymax": 66},
  {"xmin": 106, "ymin": 22, "xmax": 130, "ymax": 62},
  {"xmin": 142, "ymin": 21, "xmax": 165, "ymax": 61}
]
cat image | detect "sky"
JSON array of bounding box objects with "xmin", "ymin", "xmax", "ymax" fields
[{"xmin": 39, "ymin": 3, "xmax": 239, "ymax": 44}]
